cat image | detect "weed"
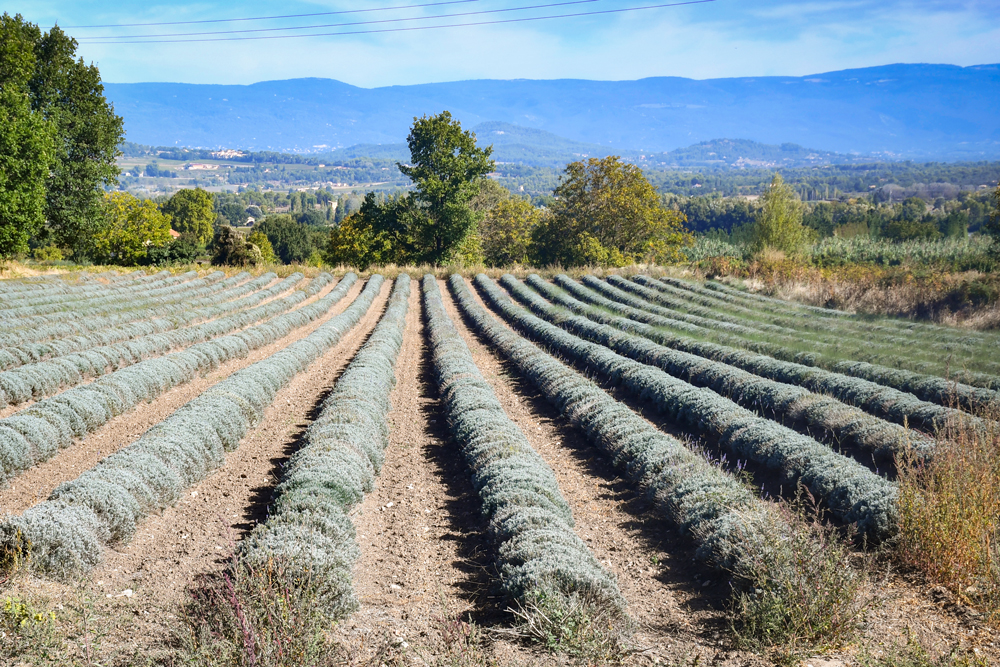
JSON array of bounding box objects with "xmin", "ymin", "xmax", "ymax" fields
[
  {"xmin": 727, "ymin": 487, "xmax": 878, "ymax": 662},
  {"xmin": 432, "ymin": 611, "xmax": 496, "ymax": 667},
  {"xmin": 0, "ymin": 594, "xmax": 62, "ymax": 663},
  {"xmin": 855, "ymin": 631, "xmax": 990, "ymax": 667},
  {"xmin": 173, "ymin": 551, "xmax": 342, "ymax": 667},
  {"xmin": 896, "ymin": 408, "xmax": 1000, "ymax": 625},
  {"xmin": 506, "ymin": 589, "xmax": 635, "ymax": 663}
]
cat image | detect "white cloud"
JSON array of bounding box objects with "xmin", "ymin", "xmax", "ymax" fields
[{"xmin": 31, "ymin": 0, "xmax": 1000, "ymax": 85}]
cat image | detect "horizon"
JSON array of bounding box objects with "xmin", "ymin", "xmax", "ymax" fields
[{"xmin": 104, "ymin": 61, "xmax": 1000, "ymax": 87}]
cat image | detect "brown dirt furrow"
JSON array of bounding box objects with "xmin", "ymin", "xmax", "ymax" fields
[
  {"xmin": 441, "ymin": 279, "xmax": 739, "ymax": 664},
  {"xmin": 334, "ymin": 279, "xmax": 495, "ymax": 660},
  {"xmin": 0, "ymin": 276, "xmax": 355, "ymax": 515},
  {"xmin": 68, "ymin": 277, "xmax": 392, "ymax": 638}
]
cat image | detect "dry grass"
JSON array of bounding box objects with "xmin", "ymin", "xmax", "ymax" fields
[
  {"xmin": 695, "ymin": 256, "xmax": 1000, "ymax": 330},
  {"xmin": 896, "ymin": 409, "xmax": 1000, "ymax": 625}
]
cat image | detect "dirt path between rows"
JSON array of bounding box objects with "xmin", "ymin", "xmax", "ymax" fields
[
  {"xmin": 0, "ymin": 276, "xmax": 353, "ymax": 515},
  {"xmin": 334, "ymin": 281, "xmax": 499, "ymax": 662},
  {"xmin": 440, "ymin": 278, "xmax": 744, "ymax": 665}
]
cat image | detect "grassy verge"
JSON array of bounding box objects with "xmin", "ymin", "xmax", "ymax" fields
[{"xmin": 897, "ymin": 410, "xmax": 1000, "ymax": 624}]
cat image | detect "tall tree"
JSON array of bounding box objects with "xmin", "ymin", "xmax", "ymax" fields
[
  {"xmin": 0, "ymin": 14, "xmax": 55, "ymax": 259},
  {"xmin": 751, "ymin": 173, "xmax": 809, "ymax": 254},
  {"xmin": 399, "ymin": 111, "xmax": 495, "ymax": 264},
  {"xmin": 162, "ymin": 188, "xmax": 215, "ymax": 244},
  {"xmin": 27, "ymin": 21, "xmax": 124, "ymax": 258},
  {"xmin": 533, "ymin": 156, "xmax": 691, "ymax": 267},
  {"xmin": 254, "ymin": 214, "xmax": 313, "ymax": 264},
  {"xmin": 92, "ymin": 192, "xmax": 172, "ymax": 266}
]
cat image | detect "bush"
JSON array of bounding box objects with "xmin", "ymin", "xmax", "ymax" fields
[
  {"xmin": 422, "ymin": 275, "xmax": 626, "ymax": 647},
  {"xmin": 239, "ymin": 275, "xmax": 410, "ymax": 618},
  {"xmin": 211, "ymin": 226, "xmax": 256, "ymax": 267}
]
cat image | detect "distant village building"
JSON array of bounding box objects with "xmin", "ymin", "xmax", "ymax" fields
[
  {"xmin": 186, "ymin": 163, "xmax": 219, "ymax": 170},
  {"xmin": 168, "ymin": 229, "xmax": 181, "ymax": 239}
]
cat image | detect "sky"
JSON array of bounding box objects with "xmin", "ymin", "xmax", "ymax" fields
[{"xmin": 20, "ymin": 0, "xmax": 1000, "ymax": 87}]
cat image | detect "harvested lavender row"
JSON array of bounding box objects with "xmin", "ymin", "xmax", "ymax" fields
[
  {"xmin": 579, "ymin": 275, "xmax": 838, "ymax": 357},
  {"xmin": 0, "ymin": 273, "xmax": 322, "ymax": 408},
  {"xmin": 477, "ymin": 274, "xmax": 898, "ymax": 542},
  {"xmin": 240, "ymin": 275, "xmax": 411, "ymax": 619},
  {"xmin": 0, "ymin": 270, "xmax": 160, "ymax": 306},
  {"xmin": 558, "ymin": 275, "xmax": 801, "ymax": 362},
  {"xmin": 0, "ymin": 270, "xmax": 207, "ymax": 325},
  {"xmin": 533, "ymin": 275, "xmax": 985, "ymax": 434},
  {"xmin": 0, "ymin": 271, "xmax": 260, "ymax": 347},
  {"xmin": 573, "ymin": 276, "xmax": 1000, "ymax": 413},
  {"xmin": 0, "ymin": 268, "xmax": 210, "ymax": 313},
  {"xmin": 0, "ymin": 273, "xmax": 349, "ymax": 489},
  {"xmin": 422, "ymin": 275, "xmax": 624, "ymax": 614},
  {"xmin": 699, "ymin": 277, "xmax": 997, "ymax": 344},
  {"xmin": 0, "ymin": 272, "xmax": 282, "ymax": 370},
  {"xmin": 628, "ymin": 275, "xmax": 1000, "ymax": 388},
  {"xmin": 453, "ymin": 275, "xmax": 788, "ymax": 577},
  {"xmin": 0, "ymin": 270, "xmax": 166, "ymax": 301},
  {"xmin": 512, "ymin": 275, "xmax": 933, "ymax": 460},
  {"xmin": 629, "ymin": 275, "xmax": 993, "ymax": 360},
  {"xmin": 0, "ymin": 272, "xmax": 263, "ymax": 348},
  {"xmin": 0, "ymin": 274, "xmax": 382, "ymax": 577},
  {"xmin": 619, "ymin": 275, "xmax": 991, "ymax": 378}
]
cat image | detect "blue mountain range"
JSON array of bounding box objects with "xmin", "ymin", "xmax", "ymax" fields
[{"xmin": 104, "ymin": 63, "xmax": 1000, "ymax": 160}]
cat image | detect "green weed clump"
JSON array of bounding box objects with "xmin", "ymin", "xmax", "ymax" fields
[
  {"xmin": 727, "ymin": 490, "xmax": 876, "ymax": 662},
  {"xmin": 897, "ymin": 413, "xmax": 1000, "ymax": 624},
  {"xmin": 177, "ymin": 555, "xmax": 341, "ymax": 667},
  {"xmin": 1, "ymin": 595, "xmax": 61, "ymax": 662}
]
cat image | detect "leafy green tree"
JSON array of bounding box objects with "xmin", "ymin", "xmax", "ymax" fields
[
  {"xmin": 533, "ymin": 156, "xmax": 691, "ymax": 267},
  {"xmin": 211, "ymin": 226, "xmax": 256, "ymax": 266},
  {"xmin": 145, "ymin": 232, "xmax": 202, "ymax": 266},
  {"xmin": 92, "ymin": 192, "xmax": 172, "ymax": 265},
  {"xmin": 480, "ymin": 196, "xmax": 545, "ymax": 267},
  {"xmin": 324, "ymin": 193, "xmax": 417, "ymax": 270},
  {"xmin": 247, "ymin": 230, "xmax": 276, "ymax": 264},
  {"xmin": 162, "ymin": 188, "xmax": 215, "ymax": 244},
  {"xmin": 750, "ymin": 173, "xmax": 810, "ymax": 254},
  {"xmin": 254, "ymin": 214, "xmax": 313, "ymax": 264},
  {"xmin": 984, "ymin": 183, "xmax": 1000, "ymax": 246},
  {"xmin": 0, "ymin": 13, "xmax": 55, "ymax": 259},
  {"xmin": 399, "ymin": 111, "xmax": 495, "ymax": 264},
  {"xmin": 22, "ymin": 19, "xmax": 124, "ymax": 258}
]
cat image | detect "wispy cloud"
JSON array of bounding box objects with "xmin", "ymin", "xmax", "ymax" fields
[{"xmin": 20, "ymin": 0, "xmax": 1000, "ymax": 85}]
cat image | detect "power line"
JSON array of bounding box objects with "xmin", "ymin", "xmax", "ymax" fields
[
  {"xmin": 83, "ymin": 0, "xmax": 600, "ymax": 40},
  {"xmin": 78, "ymin": 0, "xmax": 716, "ymax": 44},
  {"xmin": 59, "ymin": 0, "xmax": 483, "ymax": 28}
]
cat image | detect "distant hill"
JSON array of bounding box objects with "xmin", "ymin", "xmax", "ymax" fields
[
  {"xmin": 103, "ymin": 64, "xmax": 1000, "ymax": 160},
  {"xmin": 330, "ymin": 122, "xmax": 633, "ymax": 166},
  {"xmin": 658, "ymin": 139, "xmax": 846, "ymax": 168}
]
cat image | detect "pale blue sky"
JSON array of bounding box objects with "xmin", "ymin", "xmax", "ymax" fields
[{"xmin": 20, "ymin": 0, "xmax": 1000, "ymax": 86}]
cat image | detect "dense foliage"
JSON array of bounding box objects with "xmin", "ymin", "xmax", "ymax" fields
[
  {"xmin": 533, "ymin": 156, "xmax": 693, "ymax": 267},
  {"xmin": 161, "ymin": 187, "xmax": 215, "ymax": 244},
  {"xmin": 0, "ymin": 14, "xmax": 123, "ymax": 260}
]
